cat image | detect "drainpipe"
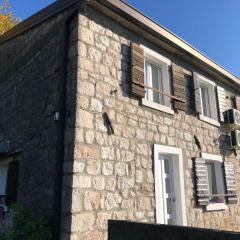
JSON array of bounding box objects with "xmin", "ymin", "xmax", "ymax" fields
[{"xmin": 53, "ymin": 1, "xmax": 85, "ymax": 239}]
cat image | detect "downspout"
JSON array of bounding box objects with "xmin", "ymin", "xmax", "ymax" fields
[
  {"xmin": 53, "ymin": 20, "xmax": 68, "ymax": 240},
  {"xmin": 53, "ymin": 1, "xmax": 85, "ymax": 239}
]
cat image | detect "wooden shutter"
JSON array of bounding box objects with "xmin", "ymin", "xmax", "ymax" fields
[
  {"xmin": 130, "ymin": 42, "xmax": 145, "ymax": 98},
  {"xmin": 216, "ymin": 86, "xmax": 227, "ymax": 122},
  {"xmin": 193, "ymin": 157, "xmax": 209, "ymax": 206},
  {"xmin": 172, "ymin": 63, "xmax": 186, "ymax": 111},
  {"xmin": 224, "ymin": 162, "xmax": 238, "ymax": 204},
  {"xmin": 235, "ymin": 96, "xmax": 240, "ymax": 111},
  {"xmin": 5, "ymin": 160, "xmax": 19, "ymax": 206},
  {"xmin": 193, "ymin": 73, "xmax": 202, "ymax": 114}
]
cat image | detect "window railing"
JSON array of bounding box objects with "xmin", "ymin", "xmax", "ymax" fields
[{"xmin": 198, "ymin": 193, "xmax": 236, "ymax": 198}]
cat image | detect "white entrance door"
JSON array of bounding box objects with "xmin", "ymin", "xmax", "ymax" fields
[
  {"xmin": 154, "ymin": 145, "xmax": 187, "ymax": 226},
  {"xmin": 159, "ymin": 156, "xmax": 176, "ymax": 224}
]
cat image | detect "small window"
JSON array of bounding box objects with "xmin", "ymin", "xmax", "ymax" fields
[
  {"xmin": 0, "ymin": 158, "xmax": 19, "ymax": 207},
  {"xmin": 200, "ymin": 84, "xmax": 211, "ymax": 118},
  {"xmin": 0, "ymin": 162, "xmax": 8, "ymax": 205},
  {"xmin": 145, "ymin": 61, "xmax": 164, "ymax": 105},
  {"xmin": 202, "ymin": 153, "xmax": 227, "ymax": 211},
  {"xmin": 141, "ymin": 45, "xmax": 173, "ymax": 114},
  {"xmin": 206, "ymin": 161, "xmax": 225, "ymax": 203},
  {"xmin": 197, "ymin": 74, "xmax": 219, "ymax": 126}
]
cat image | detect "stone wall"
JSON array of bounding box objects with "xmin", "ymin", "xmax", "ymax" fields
[
  {"xmin": 61, "ymin": 5, "xmax": 240, "ymax": 240},
  {"xmin": 0, "ymin": 11, "xmax": 69, "ymax": 222}
]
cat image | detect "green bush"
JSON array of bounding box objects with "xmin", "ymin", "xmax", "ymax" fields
[{"xmin": 0, "ymin": 204, "xmax": 52, "ymax": 240}]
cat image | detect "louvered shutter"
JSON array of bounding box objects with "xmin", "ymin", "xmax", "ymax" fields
[
  {"xmin": 224, "ymin": 162, "xmax": 238, "ymax": 204},
  {"xmin": 193, "ymin": 73, "xmax": 202, "ymax": 114},
  {"xmin": 172, "ymin": 63, "xmax": 186, "ymax": 111},
  {"xmin": 216, "ymin": 86, "xmax": 227, "ymax": 122},
  {"xmin": 235, "ymin": 96, "xmax": 240, "ymax": 111},
  {"xmin": 193, "ymin": 157, "xmax": 209, "ymax": 206},
  {"xmin": 5, "ymin": 160, "xmax": 19, "ymax": 206},
  {"xmin": 130, "ymin": 42, "xmax": 145, "ymax": 98}
]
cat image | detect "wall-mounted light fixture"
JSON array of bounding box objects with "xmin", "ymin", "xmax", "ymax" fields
[{"xmin": 53, "ymin": 111, "xmax": 60, "ymax": 121}]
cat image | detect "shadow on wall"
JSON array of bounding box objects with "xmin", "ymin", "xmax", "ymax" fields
[{"xmin": 60, "ymin": 15, "xmax": 79, "ymax": 240}]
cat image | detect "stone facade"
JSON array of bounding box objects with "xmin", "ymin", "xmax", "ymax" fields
[
  {"xmin": 0, "ymin": 8, "xmax": 76, "ymax": 224},
  {"xmin": 1, "ymin": 2, "xmax": 240, "ymax": 240},
  {"xmin": 61, "ymin": 5, "xmax": 240, "ymax": 240}
]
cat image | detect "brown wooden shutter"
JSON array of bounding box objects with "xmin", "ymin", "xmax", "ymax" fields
[
  {"xmin": 172, "ymin": 63, "xmax": 186, "ymax": 111},
  {"xmin": 193, "ymin": 73, "xmax": 202, "ymax": 114},
  {"xmin": 193, "ymin": 157, "xmax": 209, "ymax": 206},
  {"xmin": 235, "ymin": 96, "xmax": 240, "ymax": 111},
  {"xmin": 6, "ymin": 160, "xmax": 19, "ymax": 206},
  {"xmin": 216, "ymin": 86, "xmax": 227, "ymax": 122},
  {"xmin": 224, "ymin": 162, "xmax": 238, "ymax": 204},
  {"xmin": 130, "ymin": 42, "xmax": 145, "ymax": 98}
]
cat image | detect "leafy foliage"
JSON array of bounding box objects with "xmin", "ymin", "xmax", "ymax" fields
[
  {"xmin": 0, "ymin": 0, "xmax": 20, "ymax": 35},
  {"xmin": 0, "ymin": 204, "xmax": 52, "ymax": 240}
]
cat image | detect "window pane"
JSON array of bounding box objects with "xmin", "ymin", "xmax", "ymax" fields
[
  {"xmin": 165, "ymin": 178, "xmax": 171, "ymax": 193},
  {"xmin": 166, "ymin": 198, "xmax": 172, "ymax": 214},
  {"xmin": 0, "ymin": 165, "xmax": 8, "ymax": 195},
  {"xmin": 206, "ymin": 161, "xmax": 225, "ymax": 203},
  {"xmin": 145, "ymin": 61, "xmax": 163, "ymax": 104},
  {"xmin": 207, "ymin": 162, "xmax": 217, "ymax": 194},
  {"xmin": 164, "ymin": 159, "xmax": 170, "ymax": 174},
  {"xmin": 152, "ymin": 66, "xmax": 164, "ymax": 104},
  {"xmin": 145, "ymin": 62, "xmax": 152, "ymax": 101},
  {"xmin": 201, "ymin": 86, "xmax": 211, "ymax": 118},
  {"xmin": 215, "ymin": 162, "xmax": 225, "ymax": 203}
]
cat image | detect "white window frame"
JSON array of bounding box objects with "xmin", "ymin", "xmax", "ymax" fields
[
  {"xmin": 197, "ymin": 74, "xmax": 220, "ymax": 127},
  {"xmin": 202, "ymin": 153, "xmax": 227, "ymax": 211},
  {"xmin": 154, "ymin": 144, "xmax": 187, "ymax": 226},
  {"xmin": 141, "ymin": 45, "xmax": 174, "ymax": 115}
]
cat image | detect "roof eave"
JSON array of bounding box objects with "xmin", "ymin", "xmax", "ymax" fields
[
  {"xmin": 0, "ymin": 0, "xmax": 79, "ymax": 44},
  {"xmin": 0, "ymin": 0, "xmax": 239, "ymax": 87},
  {"xmin": 91, "ymin": 0, "xmax": 240, "ymax": 87}
]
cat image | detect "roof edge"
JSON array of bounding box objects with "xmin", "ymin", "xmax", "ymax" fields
[
  {"xmin": 0, "ymin": 0, "xmax": 79, "ymax": 44},
  {"xmin": 0, "ymin": 0, "xmax": 239, "ymax": 86},
  {"xmin": 95, "ymin": 0, "xmax": 240, "ymax": 85}
]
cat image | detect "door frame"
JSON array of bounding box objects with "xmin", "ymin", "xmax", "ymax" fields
[{"xmin": 154, "ymin": 144, "xmax": 187, "ymax": 226}]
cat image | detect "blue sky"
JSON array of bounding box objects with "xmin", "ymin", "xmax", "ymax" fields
[{"xmin": 9, "ymin": 0, "xmax": 240, "ymax": 77}]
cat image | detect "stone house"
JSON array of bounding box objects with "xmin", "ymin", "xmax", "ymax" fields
[{"xmin": 0, "ymin": 0, "xmax": 240, "ymax": 239}]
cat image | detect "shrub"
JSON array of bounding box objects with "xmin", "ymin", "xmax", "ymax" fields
[{"xmin": 0, "ymin": 204, "xmax": 51, "ymax": 240}]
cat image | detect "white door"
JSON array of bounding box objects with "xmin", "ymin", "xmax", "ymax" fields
[
  {"xmin": 159, "ymin": 156, "xmax": 176, "ymax": 224},
  {"xmin": 154, "ymin": 145, "xmax": 187, "ymax": 226}
]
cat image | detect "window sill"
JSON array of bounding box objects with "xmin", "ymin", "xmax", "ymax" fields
[
  {"xmin": 206, "ymin": 203, "xmax": 227, "ymax": 211},
  {"xmin": 199, "ymin": 114, "xmax": 220, "ymax": 127},
  {"xmin": 142, "ymin": 98, "xmax": 174, "ymax": 115}
]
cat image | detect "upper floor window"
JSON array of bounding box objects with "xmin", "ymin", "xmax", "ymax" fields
[
  {"xmin": 196, "ymin": 74, "xmax": 219, "ymax": 126},
  {"xmin": 145, "ymin": 61, "xmax": 164, "ymax": 105},
  {"xmin": 200, "ymin": 84, "xmax": 211, "ymax": 118},
  {"xmin": 141, "ymin": 45, "xmax": 173, "ymax": 115}
]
